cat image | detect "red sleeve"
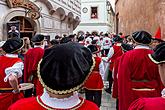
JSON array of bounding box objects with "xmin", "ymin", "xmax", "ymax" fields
[{"xmin": 128, "ymin": 98, "xmax": 145, "ymax": 110}]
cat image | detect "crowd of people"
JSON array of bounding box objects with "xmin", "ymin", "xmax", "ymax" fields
[{"xmin": 0, "ymin": 30, "xmax": 165, "ymax": 110}]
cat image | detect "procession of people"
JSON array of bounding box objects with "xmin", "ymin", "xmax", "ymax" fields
[{"xmin": 0, "ymin": 29, "xmax": 165, "ymax": 110}]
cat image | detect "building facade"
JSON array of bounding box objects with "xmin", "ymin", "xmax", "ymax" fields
[
  {"xmin": 74, "ymin": 0, "xmax": 115, "ymax": 35},
  {"xmin": 115, "ymin": 0, "xmax": 165, "ymax": 39},
  {"xmin": 0, "ymin": 0, "xmax": 81, "ymax": 40}
]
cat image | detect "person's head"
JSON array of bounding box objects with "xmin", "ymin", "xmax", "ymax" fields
[
  {"xmin": 151, "ymin": 38, "xmax": 164, "ymax": 49},
  {"xmin": 148, "ymin": 42, "xmax": 165, "ymax": 85},
  {"xmin": 31, "ymin": 34, "xmax": 45, "ymax": 46},
  {"xmin": 104, "ymin": 33, "xmax": 109, "ymax": 37},
  {"xmin": 60, "ymin": 37, "xmax": 72, "ymax": 44},
  {"xmin": 50, "ymin": 39, "xmax": 60, "ymax": 46},
  {"xmin": 78, "ymin": 35, "xmax": 84, "ymax": 42},
  {"xmin": 121, "ymin": 43, "xmax": 134, "ymax": 53},
  {"xmin": 87, "ymin": 44, "xmax": 100, "ymax": 54},
  {"xmin": 23, "ymin": 37, "xmax": 30, "ymax": 45},
  {"xmin": 131, "ymin": 30, "xmax": 152, "ymax": 47},
  {"xmin": 113, "ymin": 35, "xmax": 123, "ymax": 43},
  {"xmin": 2, "ymin": 37, "xmax": 24, "ymax": 54},
  {"xmin": 37, "ymin": 42, "xmax": 94, "ymax": 96}
]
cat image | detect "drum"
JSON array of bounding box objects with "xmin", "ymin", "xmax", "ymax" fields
[
  {"xmin": 0, "ymin": 83, "xmax": 34, "ymax": 93},
  {"xmin": 19, "ymin": 83, "xmax": 34, "ymax": 97}
]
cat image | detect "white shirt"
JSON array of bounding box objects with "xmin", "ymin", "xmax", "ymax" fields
[
  {"xmin": 40, "ymin": 90, "xmax": 81, "ymax": 109},
  {"xmin": 85, "ymin": 37, "xmax": 92, "ymax": 47},
  {"xmin": 4, "ymin": 54, "xmax": 24, "ymax": 82},
  {"xmin": 102, "ymin": 37, "xmax": 111, "ymax": 49},
  {"xmin": 134, "ymin": 45, "xmax": 150, "ymax": 50}
]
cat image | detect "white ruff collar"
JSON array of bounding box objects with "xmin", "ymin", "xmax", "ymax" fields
[
  {"xmin": 5, "ymin": 54, "xmax": 18, "ymax": 58},
  {"xmin": 40, "ymin": 90, "xmax": 81, "ymax": 109},
  {"xmin": 135, "ymin": 45, "xmax": 150, "ymax": 49},
  {"xmin": 34, "ymin": 45, "xmax": 44, "ymax": 49}
]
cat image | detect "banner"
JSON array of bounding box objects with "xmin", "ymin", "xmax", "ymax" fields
[{"xmin": 7, "ymin": 21, "xmax": 20, "ymax": 38}]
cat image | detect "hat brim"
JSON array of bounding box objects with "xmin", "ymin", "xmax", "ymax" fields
[
  {"xmin": 37, "ymin": 57, "xmax": 96, "ymax": 95},
  {"xmin": 148, "ymin": 54, "xmax": 165, "ymax": 64},
  {"xmin": 131, "ymin": 35, "xmax": 152, "ymax": 45},
  {"xmin": 10, "ymin": 39, "xmax": 24, "ymax": 53}
]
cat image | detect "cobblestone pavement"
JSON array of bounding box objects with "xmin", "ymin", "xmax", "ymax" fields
[
  {"xmin": 79, "ymin": 90, "xmax": 116, "ymax": 110},
  {"xmin": 100, "ymin": 90, "xmax": 116, "ymax": 110}
]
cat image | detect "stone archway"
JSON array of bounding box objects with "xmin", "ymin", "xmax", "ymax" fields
[
  {"xmin": 2, "ymin": 9, "xmax": 40, "ymax": 40},
  {"xmin": 10, "ymin": 16, "xmax": 36, "ymax": 39},
  {"xmin": 56, "ymin": 7, "xmax": 66, "ymax": 21}
]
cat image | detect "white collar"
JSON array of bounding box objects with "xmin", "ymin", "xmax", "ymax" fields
[
  {"xmin": 134, "ymin": 45, "xmax": 150, "ymax": 49},
  {"xmin": 34, "ymin": 45, "xmax": 44, "ymax": 49},
  {"xmin": 5, "ymin": 54, "xmax": 18, "ymax": 58},
  {"xmin": 40, "ymin": 90, "xmax": 81, "ymax": 109}
]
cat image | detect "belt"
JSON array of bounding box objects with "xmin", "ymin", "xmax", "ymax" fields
[
  {"xmin": 131, "ymin": 79, "xmax": 151, "ymax": 82},
  {"xmin": 0, "ymin": 88, "xmax": 13, "ymax": 93},
  {"xmin": 132, "ymin": 88, "xmax": 155, "ymax": 91}
]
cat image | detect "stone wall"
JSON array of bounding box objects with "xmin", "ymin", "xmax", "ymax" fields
[{"xmin": 115, "ymin": 0, "xmax": 165, "ymax": 39}]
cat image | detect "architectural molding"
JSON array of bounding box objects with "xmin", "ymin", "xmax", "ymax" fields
[{"xmin": 80, "ymin": 23, "xmax": 111, "ymax": 27}]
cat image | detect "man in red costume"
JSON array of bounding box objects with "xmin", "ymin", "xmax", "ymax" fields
[
  {"xmin": 0, "ymin": 37, "xmax": 24, "ymax": 110},
  {"xmin": 129, "ymin": 42, "xmax": 165, "ymax": 110},
  {"xmin": 112, "ymin": 43, "xmax": 133, "ymax": 110},
  {"xmin": 118, "ymin": 31, "xmax": 163, "ymax": 110},
  {"xmin": 24, "ymin": 34, "xmax": 45, "ymax": 96},
  {"xmin": 105, "ymin": 35, "xmax": 123, "ymax": 94},
  {"xmin": 9, "ymin": 42, "xmax": 99, "ymax": 110},
  {"xmin": 84, "ymin": 44, "xmax": 104, "ymax": 107}
]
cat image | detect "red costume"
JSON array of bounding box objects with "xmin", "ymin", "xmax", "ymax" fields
[
  {"xmin": 112, "ymin": 57, "xmax": 121, "ymax": 98},
  {"xmin": 0, "ymin": 56, "xmax": 23, "ymax": 110},
  {"xmin": 24, "ymin": 47, "xmax": 44, "ymax": 95},
  {"xmin": 128, "ymin": 97, "xmax": 165, "ymax": 110},
  {"xmin": 109, "ymin": 44, "xmax": 123, "ymax": 71},
  {"xmin": 8, "ymin": 97, "xmax": 99, "ymax": 110},
  {"xmin": 118, "ymin": 48, "xmax": 163, "ymax": 110},
  {"xmin": 84, "ymin": 56, "xmax": 103, "ymax": 90}
]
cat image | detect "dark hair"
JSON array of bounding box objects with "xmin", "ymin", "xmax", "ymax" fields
[{"xmin": 50, "ymin": 39, "xmax": 60, "ymax": 45}]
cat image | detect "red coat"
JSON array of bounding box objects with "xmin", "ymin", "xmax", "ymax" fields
[
  {"xmin": 109, "ymin": 44, "xmax": 123, "ymax": 71},
  {"xmin": 0, "ymin": 56, "xmax": 23, "ymax": 110},
  {"xmin": 24, "ymin": 47, "xmax": 44, "ymax": 95},
  {"xmin": 8, "ymin": 97, "xmax": 99, "ymax": 110},
  {"xmin": 84, "ymin": 57, "xmax": 104, "ymax": 90},
  {"xmin": 112, "ymin": 57, "xmax": 121, "ymax": 98},
  {"xmin": 129, "ymin": 97, "xmax": 165, "ymax": 110},
  {"xmin": 118, "ymin": 49, "xmax": 164, "ymax": 110}
]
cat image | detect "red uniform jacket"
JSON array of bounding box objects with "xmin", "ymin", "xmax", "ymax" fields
[
  {"xmin": 84, "ymin": 57, "xmax": 104, "ymax": 90},
  {"xmin": 118, "ymin": 49, "xmax": 164, "ymax": 110},
  {"xmin": 129, "ymin": 97, "xmax": 165, "ymax": 110},
  {"xmin": 112, "ymin": 56, "xmax": 121, "ymax": 98},
  {"xmin": 24, "ymin": 47, "xmax": 44, "ymax": 95},
  {"xmin": 8, "ymin": 97, "xmax": 99, "ymax": 110},
  {"xmin": 0, "ymin": 56, "xmax": 23, "ymax": 110},
  {"xmin": 109, "ymin": 44, "xmax": 123, "ymax": 71}
]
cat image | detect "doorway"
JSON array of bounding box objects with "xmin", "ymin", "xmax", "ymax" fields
[{"xmin": 10, "ymin": 16, "xmax": 36, "ymax": 40}]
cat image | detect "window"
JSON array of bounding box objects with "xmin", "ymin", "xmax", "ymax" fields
[{"xmin": 91, "ymin": 7, "xmax": 98, "ymax": 19}]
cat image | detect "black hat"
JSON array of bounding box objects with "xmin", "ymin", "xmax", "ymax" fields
[
  {"xmin": 148, "ymin": 42, "xmax": 165, "ymax": 64},
  {"xmin": 131, "ymin": 31, "xmax": 152, "ymax": 45},
  {"xmin": 60, "ymin": 37, "xmax": 72, "ymax": 44},
  {"xmin": 87, "ymin": 45, "xmax": 100, "ymax": 54},
  {"xmin": 113, "ymin": 35, "xmax": 123, "ymax": 42},
  {"xmin": 31, "ymin": 34, "xmax": 44, "ymax": 43},
  {"xmin": 78, "ymin": 35, "xmax": 84, "ymax": 42},
  {"xmin": 2, "ymin": 37, "xmax": 24, "ymax": 53},
  {"xmin": 121, "ymin": 43, "xmax": 133, "ymax": 52},
  {"xmin": 37, "ymin": 42, "xmax": 94, "ymax": 94}
]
